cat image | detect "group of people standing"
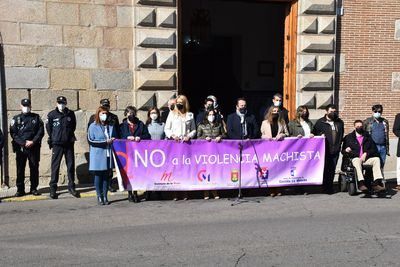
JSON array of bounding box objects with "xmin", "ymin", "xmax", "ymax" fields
[
  {"xmin": 1, "ymin": 92, "xmax": 398, "ymax": 205},
  {"xmin": 8, "ymin": 97, "xmax": 79, "ymax": 199}
]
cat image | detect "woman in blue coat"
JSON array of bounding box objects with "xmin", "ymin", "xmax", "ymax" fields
[{"xmin": 88, "ymin": 106, "xmax": 118, "ymax": 205}]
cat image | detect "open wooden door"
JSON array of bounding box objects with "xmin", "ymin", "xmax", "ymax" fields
[{"xmin": 283, "ymin": 0, "xmax": 298, "ymax": 120}]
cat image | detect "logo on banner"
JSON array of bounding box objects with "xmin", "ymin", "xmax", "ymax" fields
[
  {"xmin": 160, "ymin": 171, "xmax": 173, "ymax": 182},
  {"xmin": 255, "ymin": 163, "xmax": 269, "ymax": 184},
  {"xmin": 197, "ymin": 169, "xmax": 211, "ymax": 182},
  {"xmin": 231, "ymin": 169, "xmax": 239, "ymax": 182},
  {"xmin": 290, "ymin": 167, "xmax": 296, "ymax": 177}
]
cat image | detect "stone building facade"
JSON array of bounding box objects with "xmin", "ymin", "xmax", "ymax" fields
[{"xmin": 0, "ymin": 0, "xmax": 399, "ymax": 186}]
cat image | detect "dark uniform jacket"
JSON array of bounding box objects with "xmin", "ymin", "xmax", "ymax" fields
[
  {"xmin": 10, "ymin": 112, "xmax": 44, "ymax": 151},
  {"xmin": 226, "ymin": 112, "xmax": 259, "ymax": 140},
  {"xmin": 341, "ymin": 131, "xmax": 379, "ymax": 160},
  {"xmin": 197, "ymin": 122, "xmax": 227, "ymax": 139},
  {"xmin": 119, "ymin": 119, "xmax": 151, "ymax": 140},
  {"xmin": 46, "ymin": 108, "xmax": 76, "ymax": 145},
  {"xmin": 313, "ymin": 116, "xmax": 344, "ymax": 155}
]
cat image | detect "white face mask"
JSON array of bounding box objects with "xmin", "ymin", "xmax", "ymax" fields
[
  {"xmin": 273, "ymin": 101, "xmax": 281, "ymax": 107},
  {"xmin": 57, "ymin": 103, "xmax": 66, "ymax": 111},
  {"xmin": 99, "ymin": 114, "xmax": 107, "ymax": 122},
  {"xmin": 373, "ymin": 112, "xmax": 381, "ymax": 119},
  {"xmin": 150, "ymin": 114, "xmax": 158, "ymax": 121},
  {"xmin": 208, "ymin": 115, "xmax": 215, "ymax": 122},
  {"xmin": 22, "ymin": 107, "xmax": 31, "ymax": 114}
]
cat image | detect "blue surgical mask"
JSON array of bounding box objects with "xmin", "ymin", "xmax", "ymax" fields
[{"xmin": 373, "ymin": 112, "xmax": 381, "ymax": 119}]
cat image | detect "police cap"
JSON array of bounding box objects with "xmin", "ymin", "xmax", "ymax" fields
[
  {"xmin": 21, "ymin": 98, "xmax": 31, "ymax": 107},
  {"xmin": 100, "ymin": 98, "xmax": 110, "ymax": 108},
  {"xmin": 56, "ymin": 96, "xmax": 67, "ymax": 104}
]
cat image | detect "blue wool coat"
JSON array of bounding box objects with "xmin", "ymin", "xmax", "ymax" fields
[{"xmin": 88, "ymin": 122, "xmax": 118, "ymax": 171}]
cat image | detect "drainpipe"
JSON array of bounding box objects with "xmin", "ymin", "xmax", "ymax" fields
[
  {"xmin": 0, "ymin": 33, "xmax": 8, "ymax": 188},
  {"xmin": 334, "ymin": 0, "xmax": 344, "ymax": 106}
]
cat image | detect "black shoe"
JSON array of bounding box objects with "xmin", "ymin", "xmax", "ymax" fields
[
  {"xmin": 103, "ymin": 196, "xmax": 110, "ymax": 205},
  {"xmin": 97, "ymin": 196, "xmax": 104, "ymax": 205},
  {"xmin": 133, "ymin": 191, "xmax": 140, "ymax": 203},
  {"xmin": 144, "ymin": 191, "xmax": 151, "ymax": 201},
  {"xmin": 128, "ymin": 192, "xmax": 140, "ymax": 203},
  {"xmin": 128, "ymin": 191, "xmax": 134, "ymax": 202},
  {"xmin": 128, "ymin": 191, "xmax": 140, "ymax": 203},
  {"xmin": 323, "ymin": 188, "xmax": 334, "ymax": 195},
  {"xmin": 30, "ymin": 189, "xmax": 41, "ymax": 196},
  {"xmin": 109, "ymin": 187, "xmax": 117, "ymax": 193},
  {"xmin": 14, "ymin": 191, "xmax": 25, "ymax": 197},
  {"xmin": 68, "ymin": 189, "xmax": 80, "ymax": 198},
  {"xmin": 50, "ymin": 191, "xmax": 58, "ymax": 199}
]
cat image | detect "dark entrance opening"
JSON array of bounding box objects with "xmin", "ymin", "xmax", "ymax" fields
[{"xmin": 180, "ymin": 0, "xmax": 287, "ymax": 123}]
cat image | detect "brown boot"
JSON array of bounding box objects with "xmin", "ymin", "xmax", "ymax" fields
[
  {"xmin": 358, "ymin": 181, "xmax": 368, "ymax": 192},
  {"xmin": 372, "ymin": 184, "xmax": 385, "ymax": 192}
]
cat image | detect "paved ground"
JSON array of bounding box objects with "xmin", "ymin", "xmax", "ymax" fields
[{"xmin": 1, "ymin": 189, "xmax": 400, "ymax": 266}]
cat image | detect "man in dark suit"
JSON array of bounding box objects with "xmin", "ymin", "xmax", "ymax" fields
[
  {"xmin": 227, "ymin": 97, "xmax": 259, "ymax": 140},
  {"xmin": 393, "ymin": 113, "xmax": 400, "ymax": 190},
  {"xmin": 313, "ymin": 104, "xmax": 344, "ymax": 194}
]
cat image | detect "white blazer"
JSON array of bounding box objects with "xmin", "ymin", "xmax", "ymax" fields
[{"xmin": 164, "ymin": 111, "xmax": 196, "ymax": 139}]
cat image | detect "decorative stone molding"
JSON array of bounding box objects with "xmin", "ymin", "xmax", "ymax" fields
[
  {"xmin": 299, "ymin": 0, "xmax": 336, "ymax": 15},
  {"xmin": 297, "ymin": 0, "xmax": 336, "ymax": 118},
  {"xmin": 136, "ymin": 71, "xmax": 176, "ymax": 90},
  {"xmin": 134, "ymin": 0, "xmax": 178, "ymax": 109},
  {"xmin": 298, "ymin": 55, "xmax": 317, "ymax": 72},
  {"xmin": 298, "ymin": 73, "xmax": 333, "ymax": 91}
]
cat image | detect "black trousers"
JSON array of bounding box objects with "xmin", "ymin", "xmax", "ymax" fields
[
  {"xmin": 16, "ymin": 146, "xmax": 40, "ymax": 192},
  {"xmin": 323, "ymin": 153, "xmax": 340, "ymax": 192},
  {"xmin": 49, "ymin": 144, "xmax": 75, "ymax": 191}
]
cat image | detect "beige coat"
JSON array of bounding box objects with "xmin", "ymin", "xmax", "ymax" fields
[{"xmin": 260, "ymin": 120, "xmax": 289, "ymax": 139}]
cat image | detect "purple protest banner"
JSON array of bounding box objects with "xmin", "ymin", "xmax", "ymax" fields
[{"xmin": 112, "ymin": 137, "xmax": 325, "ymax": 191}]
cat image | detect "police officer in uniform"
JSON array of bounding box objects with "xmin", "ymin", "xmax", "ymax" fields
[
  {"xmin": 10, "ymin": 99, "xmax": 44, "ymax": 197},
  {"xmin": 46, "ymin": 96, "xmax": 79, "ymax": 199},
  {"xmin": 87, "ymin": 98, "xmax": 120, "ymax": 135}
]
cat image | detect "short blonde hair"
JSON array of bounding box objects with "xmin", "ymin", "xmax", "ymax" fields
[{"xmin": 176, "ymin": 94, "xmax": 190, "ymax": 113}]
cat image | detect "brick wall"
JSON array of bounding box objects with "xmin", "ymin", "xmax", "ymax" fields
[
  {"xmin": 0, "ymin": 0, "xmax": 135, "ymax": 186},
  {"xmin": 337, "ymin": 0, "xmax": 400, "ymax": 136}
]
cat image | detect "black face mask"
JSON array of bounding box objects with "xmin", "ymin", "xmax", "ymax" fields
[
  {"xmin": 176, "ymin": 103, "xmax": 184, "ymax": 110},
  {"xmin": 206, "ymin": 104, "xmax": 214, "ymax": 111},
  {"xmin": 272, "ymin": 113, "xmax": 279, "ymax": 120},
  {"xmin": 239, "ymin": 108, "xmax": 247, "ymax": 114},
  {"xmin": 355, "ymin": 127, "xmax": 364, "ymax": 134},
  {"xmin": 169, "ymin": 104, "xmax": 175, "ymax": 111},
  {"xmin": 327, "ymin": 112, "xmax": 338, "ymax": 121},
  {"xmin": 301, "ymin": 112, "xmax": 309, "ymax": 120},
  {"xmin": 128, "ymin": 115, "xmax": 138, "ymax": 124}
]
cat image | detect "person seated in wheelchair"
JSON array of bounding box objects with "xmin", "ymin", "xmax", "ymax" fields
[{"xmin": 341, "ymin": 120, "xmax": 385, "ymax": 192}]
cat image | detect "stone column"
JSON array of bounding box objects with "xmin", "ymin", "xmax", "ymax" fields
[
  {"xmin": 134, "ymin": 0, "xmax": 178, "ymax": 114},
  {"xmin": 297, "ymin": 0, "xmax": 337, "ymax": 118}
]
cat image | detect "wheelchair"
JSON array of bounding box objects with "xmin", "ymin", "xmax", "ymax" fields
[{"xmin": 338, "ymin": 156, "xmax": 386, "ymax": 196}]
